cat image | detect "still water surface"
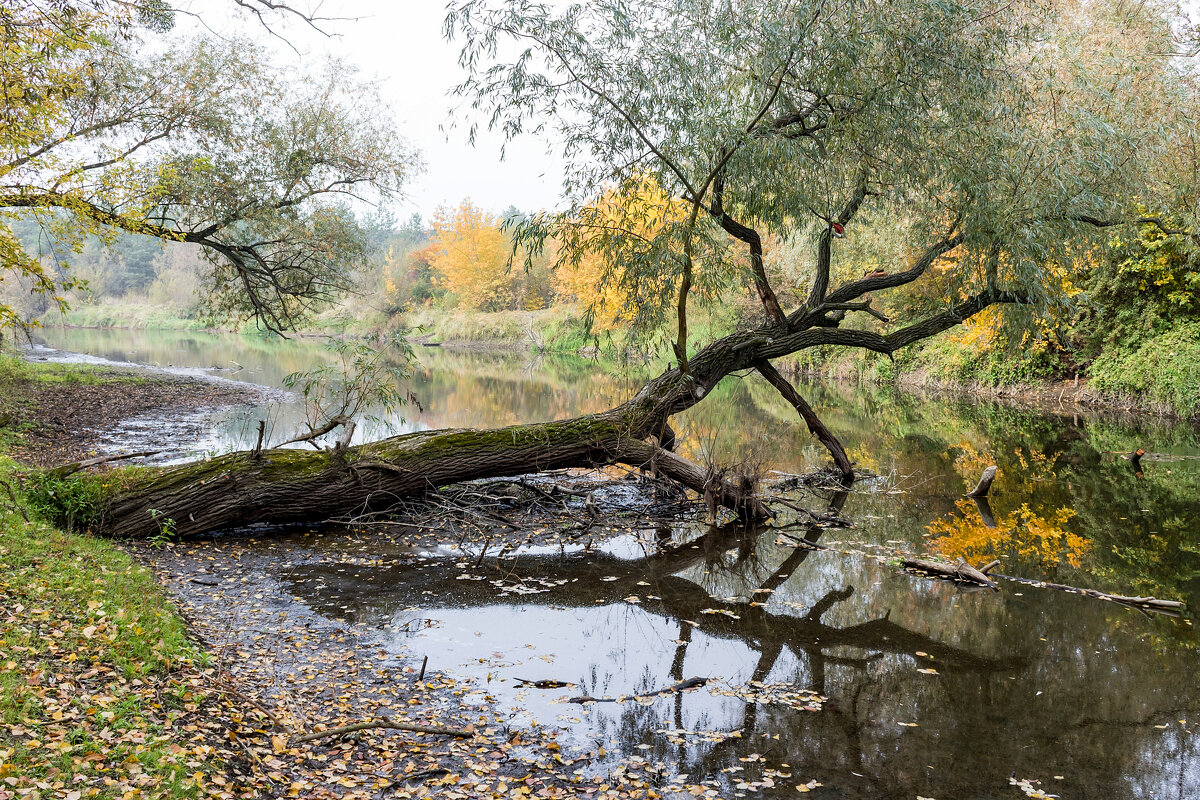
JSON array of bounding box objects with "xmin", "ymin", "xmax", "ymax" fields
[{"xmin": 34, "ymin": 327, "xmax": 1200, "ymax": 799}]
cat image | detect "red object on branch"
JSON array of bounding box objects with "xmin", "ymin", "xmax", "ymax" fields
[{"xmin": 831, "ymin": 222, "xmax": 845, "ymax": 238}]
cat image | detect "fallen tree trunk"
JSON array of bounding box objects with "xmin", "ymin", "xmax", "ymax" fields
[
  {"xmin": 901, "ymin": 557, "xmax": 999, "ymax": 588},
  {"xmin": 53, "ymin": 289, "xmax": 1025, "ymax": 539}
]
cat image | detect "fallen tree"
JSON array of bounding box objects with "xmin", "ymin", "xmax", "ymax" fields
[
  {"xmin": 63, "ymin": 286, "xmax": 1023, "ymax": 538},
  {"xmin": 33, "ymin": 0, "xmax": 1198, "ymax": 538}
]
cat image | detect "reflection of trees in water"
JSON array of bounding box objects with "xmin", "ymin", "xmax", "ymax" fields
[
  {"xmin": 921, "ymin": 411, "xmax": 1200, "ymax": 608},
  {"xmin": 268, "ymin": 490, "xmax": 1200, "ymax": 799}
]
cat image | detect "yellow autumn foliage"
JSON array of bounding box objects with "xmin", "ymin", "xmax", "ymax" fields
[
  {"xmin": 553, "ymin": 175, "xmax": 688, "ymax": 331},
  {"xmin": 429, "ymin": 200, "xmax": 513, "ymax": 311}
]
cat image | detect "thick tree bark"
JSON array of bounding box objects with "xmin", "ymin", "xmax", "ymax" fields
[{"xmin": 70, "ymin": 284, "xmax": 1026, "ymax": 539}]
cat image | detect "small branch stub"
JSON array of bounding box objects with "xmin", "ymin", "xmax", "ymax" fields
[{"xmin": 967, "ymin": 465, "xmax": 998, "ymax": 498}]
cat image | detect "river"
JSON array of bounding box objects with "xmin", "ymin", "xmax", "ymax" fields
[{"xmin": 33, "ymin": 326, "xmax": 1200, "ymax": 799}]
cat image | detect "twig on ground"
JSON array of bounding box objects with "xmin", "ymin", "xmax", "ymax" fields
[
  {"xmin": 48, "ymin": 449, "xmax": 163, "ymax": 478},
  {"xmin": 293, "ymin": 718, "xmax": 473, "ymax": 743}
]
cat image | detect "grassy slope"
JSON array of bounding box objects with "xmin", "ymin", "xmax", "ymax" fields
[{"xmin": 0, "ymin": 357, "xmax": 236, "ymax": 799}]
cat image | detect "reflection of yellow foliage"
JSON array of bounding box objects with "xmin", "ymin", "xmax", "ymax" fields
[
  {"xmin": 934, "ymin": 444, "xmax": 1088, "ymax": 568},
  {"xmin": 948, "ymin": 438, "xmax": 995, "ymax": 485},
  {"xmin": 927, "ymin": 500, "xmax": 1087, "ymax": 569},
  {"xmin": 846, "ymin": 442, "xmax": 880, "ymax": 475},
  {"xmin": 554, "ymin": 175, "xmax": 687, "ymax": 330}
]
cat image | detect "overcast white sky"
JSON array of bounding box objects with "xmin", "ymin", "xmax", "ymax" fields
[{"xmin": 266, "ymin": 1, "xmax": 566, "ymax": 222}]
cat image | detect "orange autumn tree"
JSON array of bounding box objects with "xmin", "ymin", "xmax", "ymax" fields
[{"xmin": 429, "ymin": 200, "xmax": 513, "ymax": 310}]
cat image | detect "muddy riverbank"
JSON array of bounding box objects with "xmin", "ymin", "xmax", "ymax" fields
[{"xmin": 2, "ymin": 352, "xmax": 267, "ymax": 467}]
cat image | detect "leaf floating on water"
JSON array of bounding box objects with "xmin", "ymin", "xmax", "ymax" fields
[
  {"xmin": 712, "ymin": 682, "xmax": 825, "ymax": 711},
  {"xmin": 1009, "ymin": 776, "xmax": 1059, "ymax": 799},
  {"xmin": 657, "ymin": 727, "xmax": 742, "ymax": 745},
  {"xmin": 600, "ymin": 576, "xmax": 619, "ymax": 582},
  {"xmin": 700, "ymin": 608, "xmax": 741, "ymax": 619},
  {"xmin": 795, "ymin": 779, "xmax": 822, "ymax": 792},
  {"xmin": 623, "ymin": 595, "xmax": 641, "ymax": 604},
  {"xmin": 917, "ymin": 668, "xmax": 939, "ymax": 675}
]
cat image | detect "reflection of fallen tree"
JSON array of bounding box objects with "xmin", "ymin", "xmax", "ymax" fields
[
  {"xmin": 264, "ymin": 498, "xmax": 1033, "ymax": 797},
  {"xmin": 277, "ymin": 517, "xmax": 1021, "ymax": 676}
]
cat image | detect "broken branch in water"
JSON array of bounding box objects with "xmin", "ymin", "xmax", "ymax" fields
[
  {"xmin": 293, "ymin": 717, "xmax": 474, "ymax": 743},
  {"xmin": 966, "ymin": 465, "xmax": 997, "ymax": 498},
  {"xmin": 569, "ymin": 676, "xmax": 709, "ymax": 704},
  {"xmin": 516, "ymin": 678, "xmax": 575, "ymax": 689},
  {"xmin": 993, "ymin": 573, "xmax": 1186, "ymax": 615},
  {"xmin": 902, "ymin": 557, "xmax": 998, "ymax": 588},
  {"xmin": 778, "ymin": 527, "xmax": 1187, "ymax": 616}
]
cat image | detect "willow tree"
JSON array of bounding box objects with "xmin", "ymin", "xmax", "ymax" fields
[
  {"xmin": 61, "ymin": 0, "xmax": 1197, "ymax": 538},
  {"xmin": 0, "ymin": 0, "xmax": 415, "ymax": 332}
]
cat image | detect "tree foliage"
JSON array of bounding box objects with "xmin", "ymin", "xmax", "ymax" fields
[
  {"xmin": 429, "ymin": 200, "xmax": 514, "ymax": 310},
  {"xmin": 447, "ymin": 0, "xmax": 1197, "ymax": 368},
  {"xmin": 552, "ymin": 173, "xmax": 692, "ymax": 331},
  {"xmin": 281, "ymin": 334, "xmax": 417, "ymax": 449},
  {"xmin": 0, "ymin": 0, "xmax": 417, "ymax": 332}
]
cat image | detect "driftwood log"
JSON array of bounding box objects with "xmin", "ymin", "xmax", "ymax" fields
[{"xmin": 901, "ymin": 557, "xmax": 999, "ymax": 588}]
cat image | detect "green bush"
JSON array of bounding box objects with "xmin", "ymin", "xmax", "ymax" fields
[{"xmin": 1089, "ymin": 321, "xmax": 1200, "ymax": 417}]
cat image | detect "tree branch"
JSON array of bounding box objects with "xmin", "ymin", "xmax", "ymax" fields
[
  {"xmin": 754, "ymin": 361, "xmax": 854, "ymax": 483},
  {"xmin": 788, "ymin": 230, "xmax": 965, "ymax": 330},
  {"xmin": 805, "ymin": 172, "xmax": 873, "ymax": 309},
  {"xmin": 709, "ymin": 167, "xmax": 787, "ymax": 328},
  {"xmin": 1056, "ymin": 214, "xmax": 1198, "ymax": 242}
]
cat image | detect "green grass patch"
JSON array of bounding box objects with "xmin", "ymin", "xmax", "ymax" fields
[
  {"xmin": 0, "ymin": 357, "xmax": 230, "ymax": 798},
  {"xmin": 0, "ymin": 352, "xmax": 148, "ymax": 387}
]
